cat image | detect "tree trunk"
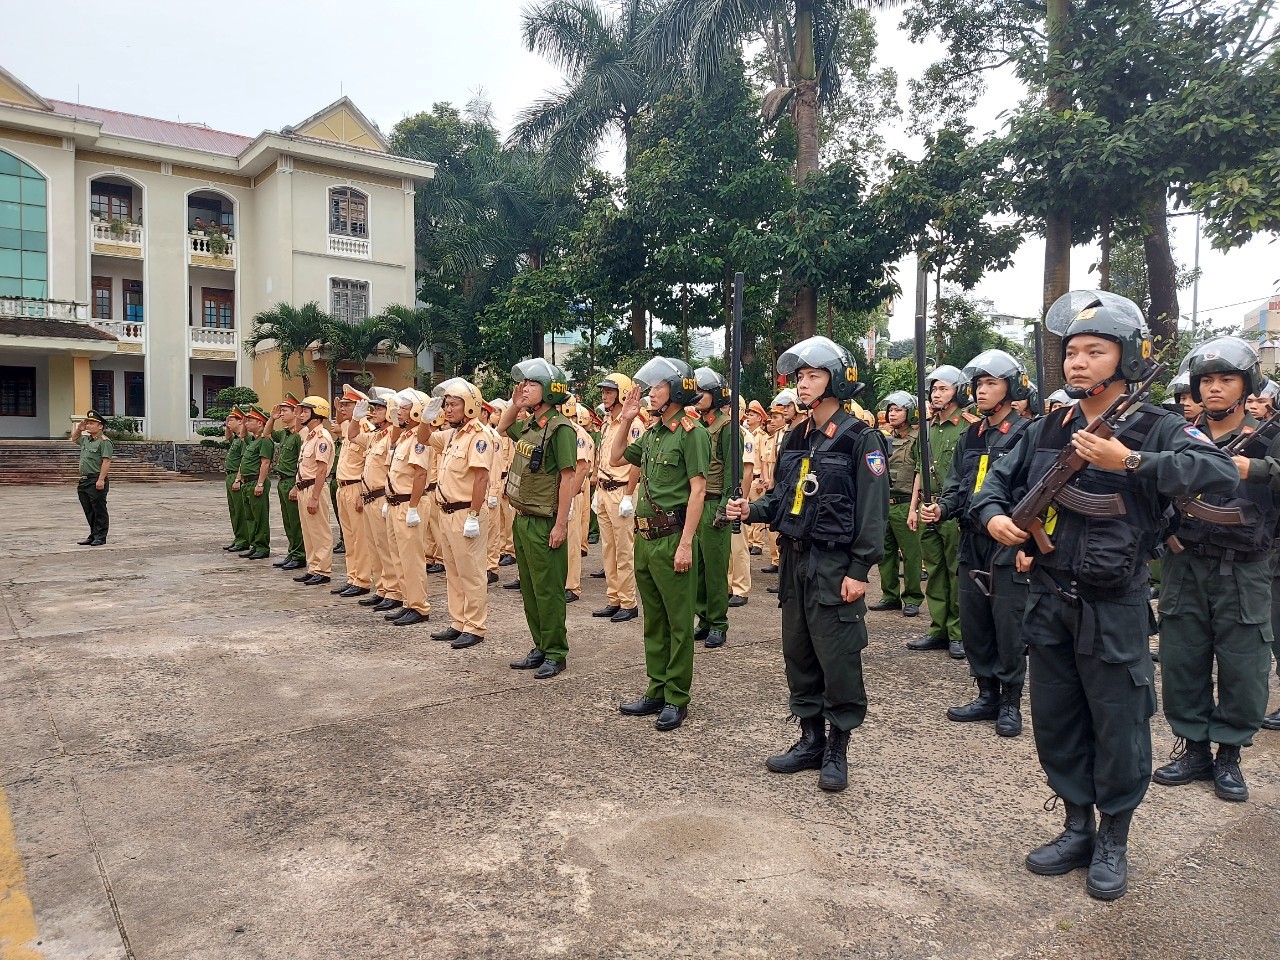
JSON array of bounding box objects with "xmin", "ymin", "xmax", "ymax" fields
[
  {"xmin": 787, "ymin": 0, "xmax": 820, "ymax": 341},
  {"xmin": 622, "ymin": 115, "xmax": 647, "ymax": 350},
  {"xmin": 681, "ymin": 283, "xmax": 691, "ymax": 363},
  {"xmin": 1098, "ymin": 216, "xmax": 1112, "ymax": 291},
  {"xmin": 1040, "ymin": 0, "xmax": 1073, "ymax": 393},
  {"xmin": 934, "ymin": 269, "xmax": 945, "ymax": 362},
  {"xmin": 1143, "ymin": 196, "xmax": 1179, "ymax": 347}
]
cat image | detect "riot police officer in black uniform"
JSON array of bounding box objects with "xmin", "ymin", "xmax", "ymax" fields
[
  {"xmin": 726, "ymin": 336, "xmax": 889, "ymax": 793},
  {"xmin": 972, "ymin": 291, "xmax": 1236, "ymax": 901}
]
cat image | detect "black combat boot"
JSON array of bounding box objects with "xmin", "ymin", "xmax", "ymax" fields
[
  {"xmin": 817, "ymin": 724, "xmax": 851, "ymax": 792},
  {"xmin": 995, "ymin": 683, "xmax": 1023, "ymax": 737},
  {"xmin": 1025, "ymin": 802, "xmax": 1095, "ymax": 876},
  {"xmin": 946, "ymin": 677, "xmax": 999, "ymax": 722},
  {"xmin": 765, "ymin": 717, "xmax": 826, "ymax": 774},
  {"xmin": 1213, "ymin": 744, "xmax": 1248, "ymax": 802},
  {"xmin": 1152, "ymin": 739, "xmax": 1214, "ymax": 786},
  {"xmin": 1086, "ymin": 809, "xmax": 1134, "ymax": 901}
]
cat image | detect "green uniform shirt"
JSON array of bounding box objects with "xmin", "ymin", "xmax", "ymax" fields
[
  {"xmin": 887, "ymin": 426, "xmax": 919, "ymax": 497},
  {"xmin": 77, "ymin": 434, "xmax": 113, "ymax": 476},
  {"xmin": 225, "ymin": 436, "xmax": 245, "ymax": 476},
  {"xmin": 271, "ymin": 429, "xmax": 302, "ymax": 477},
  {"xmin": 922, "ymin": 410, "xmax": 974, "ymax": 494},
  {"xmin": 623, "ymin": 415, "xmax": 711, "ymax": 517},
  {"xmin": 240, "ymin": 434, "xmax": 274, "ymax": 480}
]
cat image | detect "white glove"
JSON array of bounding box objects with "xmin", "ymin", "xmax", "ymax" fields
[
  {"xmin": 487, "ymin": 495, "xmax": 498, "ymax": 509},
  {"xmin": 353, "ymin": 399, "xmax": 370, "ymax": 420},
  {"xmin": 591, "ymin": 491, "xmax": 600, "ymax": 514},
  {"xmin": 381, "ymin": 502, "xmax": 389, "ymax": 518},
  {"xmin": 619, "ymin": 495, "xmax": 635, "ymax": 517},
  {"xmin": 463, "ymin": 516, "xmax": 481, "ymax": 539},
  {"xmin": 568, "ymin": 500, "xmax": 575, "ymax": 520},
  {"xmin": 406, "ymin": 506, "xmax": 421, "ymax": 527},
  {"xmin": 423, "ymin": 397, "xmax": 443, "ymax": 423}
]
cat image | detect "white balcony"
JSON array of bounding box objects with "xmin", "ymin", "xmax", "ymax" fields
[
  {"xmin": 188, "ymin": 233, "xmax": 237, "ymax": 270},
  {"xmin": 91, "ymin": 220, "xmax": 144, "ymax": 258},
  {"xmin": 327, "ymin": 234, "xmax": 371, "ymax": 259},
  {"xmin": 0, "ymin": 297, "xmax": 88, "ymax": 321},
  {"xmin": 190, "ymin": 417, "xmax": 223, "ymax": 434},
  {"xmin": 188, "ymin": 325, "xmax": 237, "ymax": 357},
  {"xmin": 88, "ymin": 319, "xmax": 145, "ymax": 344}
]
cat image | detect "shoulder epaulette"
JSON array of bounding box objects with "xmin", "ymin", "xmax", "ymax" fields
[
  {"xmin": 962, "ymin": 411, "xmax": 981, "ymax": 424},
  {"xmin": 681, "ymin": 417, "xmax": 695, "ymax": 432}
]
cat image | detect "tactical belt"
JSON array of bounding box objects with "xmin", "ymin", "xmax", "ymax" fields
[
  {"xmin": 1183, "ymin": 541, "xmax": 1270, "ymax": 565},
  {"xmin": 362, "ymin": 487, "xmax": 385, "ymax": 504},
  {"xmin": 295, "ymin": 477, "xmax": 316, "ymax": 491},
  {"xmin": 385, "ymin": 493, "xmax": 410, "ymax": 506},
  {"xmin": 272, "ymin": 471, "xmax": 290, "ymax": 480},
  {"xmin": 439, "ymin": 500, "xmax": 471, "ymax": 514},
  {"xmin": 425, "ymin": 482, "xmax": 438, "ymax": 493},
  {"xmin": 889, "ymin": 496, "xmax": 912, "ymax": 506},
  {"xmin": 636, "ymin": 507, "xmax": 686, "ymax": 541},
  {"xmin": 598, "ymin": 477, "xmax": 626, "ymax": 492},
  {"xmin": 338, "ymin": 478, "xmax": 361, "ymax": 487}
]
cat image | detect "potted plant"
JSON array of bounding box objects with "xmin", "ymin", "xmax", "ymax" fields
[{"xmin": 205, "ymin": 224, "xmax": 228, "ymax": 258}]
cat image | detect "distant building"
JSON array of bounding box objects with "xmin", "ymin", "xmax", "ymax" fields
[
  {"xmin": 987, "ymin": 312, "xmax": 1033, "ymax": 347},
  {"xmin": 0, "ymin": 65, "xmax": 434, "ymax": 439},
  {"xmin": 1242, "ymin": 297, "xmax": 1280, "ymax": 372}
]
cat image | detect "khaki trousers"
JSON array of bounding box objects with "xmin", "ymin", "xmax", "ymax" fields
[
  {"xmin": 388, "ymin": 502, "xmax": 431, "ymax": 615},
  {"xmin": 439, "ymin": 507, "xmax": 489, "ymax": 635},
  {"xmin": 298, "ymin": 484, "xmax": 333, "ymax": 575},
  {"xmin": 423, "ymin": 496, "xmax": 443, "ymax": 564},
  {"xmin": 581, "ymin": 484, "xmax": 592, "ymax": 555},
  {"xmin": 500, "ymin": 498, "xmax": 515, "ymax": 556},
  {"xmin": 486, "ymin": 500, "xmax": 503, "ymax": 572},
  {"xmin": 729, "ymin": 524, "xmax": 752, "ymax": 596},
  {"xmin": 597, "ymin": 484, "xmax": 637, "ymax": 608},
  {"xmin": 336, "ymin": 484, "xmax": 371, "ymax": 588},
  {"xmin": 566, "ymin": 486, "xmax": 590, "ymax": 592},
  {"xmin": 746, "ymin": 482, "xmax": 766, "ymax": 548},
  {"xmin": 364, "ymin": 496, "xmax": 402, "ymax": 601}
]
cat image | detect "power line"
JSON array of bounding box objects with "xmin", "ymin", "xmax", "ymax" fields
[{"xmin": 1196, "ymin": 293, "xmax": 1277, "ymax": 314}]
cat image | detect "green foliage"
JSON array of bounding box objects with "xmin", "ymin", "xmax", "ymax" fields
[
  {"xmin": 869, "ymin": 357, "xmax": 919, "ymax": 409},
  {"xmin": 206, "ymin": 386, "xmax": 260, "ymax": 426},
  {"xmin": 244, "ymin": 302, "xmax": 328, "ymax": 394},
  {"xmin": 102, "ymin": 416, "xmax": 143, "ymax": 441}
]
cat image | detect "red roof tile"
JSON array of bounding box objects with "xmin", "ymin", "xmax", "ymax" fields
[{"xmin": 47, "ymin": 100, "xmax": 254, "ymax": 156}]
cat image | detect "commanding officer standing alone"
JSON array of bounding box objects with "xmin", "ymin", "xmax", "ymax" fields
[
  {"xmin": 611, "ymin": 357, "xmax": 709, "ymax": 732},
  {"xmin": 70, "ymin": 410, "xmax": 113, "ymax": 546},
  {"xmin": 498, "ymin": 359, "xmax": 579, "ymax": 679},
  {"xmin": 727, "ymin": 337, "xmax": 888, "ymax": 792},
  {"xmin": 869, "ymin": 391, "xmax": 923, "ymax": 618}
]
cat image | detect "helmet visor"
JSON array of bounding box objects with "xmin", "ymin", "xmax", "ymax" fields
[
  {"xmin": 1045, "ymin": 290, "xmax": 1146, "ymax": 337},
  {"xmin": 634, "ymin": 357, "xmax": 684, "ymax": 391},
  {"xmin": 880, "ymin": 390, "xmax": 915, "ymax": 411},
  {"xmin": 776, "ymin": 335, "xmax": 846, "ymax": 376}
]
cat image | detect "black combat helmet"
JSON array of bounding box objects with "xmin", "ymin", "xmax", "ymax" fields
[
  {"xmin": 878, "ymin": 390, "xmax": 917, "ymax": 414},
  {"xmin": 962, "ymin": 348, "xmax": 1031, "ymax": 405},
  {"xmin": 776, "ymin": 336, "xmax": 863, "ymax": 401},
  {"xmin": 693, "ymin": 366, "xmax": 730, "ymax": 404},
  {"xmin": 1045, "ymin": 290, "xmax": 1153, "ymax": 397},
  {"xmin": 1186, "ymin": 336, "xmax": 1264, "ymax": 404}
]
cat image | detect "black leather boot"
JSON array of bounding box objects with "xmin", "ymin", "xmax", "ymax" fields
[
  {"xmin": 1152, "ymin": 738, "xmax": 1214, "ymax": 786},
  {"xmin": 1086, "ymin": 809, "xmax": 1133, "ymax": 901},
  {"xmin": 765, "ymin": 717, "xmax": 826, "ymax": 774},
  {"xmin": 1025, "ymin": 802, "xmax": 1095, "ymax": 875},
  {"xmin": 817, "ymin": 724, "xmax": 851, "ymax": 792},
  {"xmin": 995, "ymin": 683, "xmax": 1023, "ymax": 737},
  {"xmin": 946, "ymin": 677, "xmax": 999, "ymax": 722},
  {"xmin": 1213, "ymin": 744, "xmax": 1248, "ymax": 802}
]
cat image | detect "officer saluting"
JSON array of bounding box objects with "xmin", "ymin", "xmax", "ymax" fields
[
  {"xmin": 726, "ymin": 337, "xmax": 889, "ymax": 791},
  {"xmin": 972, "ymin": 291, "xmax": 1237, "ymax": 901}
]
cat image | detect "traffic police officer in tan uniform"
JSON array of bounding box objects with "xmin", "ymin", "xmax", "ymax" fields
[{"xmin": 293, "ymin": 396, "xmax": 335, "ymax": 586}]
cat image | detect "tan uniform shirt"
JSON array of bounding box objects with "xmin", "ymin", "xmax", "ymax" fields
[
  {"xmin": 389, "ymin": 430, "xmax": 431, "ymax": 496},
  {"xmin": 437, "ymin": 418, "xmax": 494, "ymax": 505},
  {"xmin": 483, "ymin": 424, "xmax": 505, "ymax": 500},
  {"xmin": 596, "ymin": 412, "xmax": 643, "ymax": 483},
  {"xmin": 362, "ymin": 424, "xmax": 394, "ymax": 490},
  {"xmin": 336, "ymin": 420, "xmax": 371, "ymax": 482},
  {"xmin": 759, "ymin": 430, "xmax": 778, "ymax": 485},
  {"xmin": 298, "ymin": 425, "xmax": 335, "ymax": 482},
  {"xmin": 571, "ymin": 421, "xmax": 595, "ymax": 474}
]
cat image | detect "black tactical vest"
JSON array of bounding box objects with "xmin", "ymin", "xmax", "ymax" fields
[
  {"xmin": 954, "ymin": 414, "xmax": 1031, "ymax": 531},
  {"xmin": 771, "ymin": 411, "xmax": 876, "ymax": 550},
  {"xmin": 1175, "ymin": 418, "xmax": 1280, "ymax": 555}
]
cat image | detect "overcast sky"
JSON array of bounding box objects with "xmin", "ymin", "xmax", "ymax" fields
[{"xmin": 8, "ymin": 0, "xmax": 1276, "ymax": 339}]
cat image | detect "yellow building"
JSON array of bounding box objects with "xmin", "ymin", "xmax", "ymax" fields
[{"xmin": 0, "ymin": 65, "xmax": 434, "ymax": 439}]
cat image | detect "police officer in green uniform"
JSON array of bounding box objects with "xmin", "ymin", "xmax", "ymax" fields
[
  {"xmin": 922, "ymin": 350, "xmax": 1034, "ymax": 737},
  {"xmin": 692, "ymin": 366, "xmax": 736, "ymax": 649},
  {"xmin": 70, "ymin": 409, "xmax": 112, "ymax": 545},
  {"xmin": 869, "ymin": 391, "xmax": 923, "ymax": 617},
  {"xmin": 1152, "ymin": 337, "xmax": 1280, "ymax": 802},
  {"xmin": 498, "ymin": 359, "xmax": 579, "ymax": 679},
  {"xmin": 234, "ymin": 405, "xmax": 275, "ymax": 560},
  {"xmin": 973, "ymin": 291, "xmax": 1237, "ymax": 901},
  {"xmin": 266, "ymin": 394, "xmax": 307, "ymax": 570},
  {"xmin": 727, "ymin": 337, "xmax": 889, "ymax": 791},
  {"xmin": 909, "ymin": 366, "xmax": 977, "ymax": 658},
  {"xmin": 222, "ymin": 407, "xmax": 248, "ymax": 551},
  {"xmin": 611, "ymin": 357, "xmax": 710, "ymax": 731}
]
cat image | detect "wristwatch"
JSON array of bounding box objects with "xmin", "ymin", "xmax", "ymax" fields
[
  {"xmin": 1123, "ymin": 452, "xmax": 1142, "ymax": 472},
  {"xmin": 467, "ymin": 509, "xmax": 480, "ymax": 518}
]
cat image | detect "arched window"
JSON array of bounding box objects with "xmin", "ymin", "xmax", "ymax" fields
[
  {"xmin": 0, "ymin": 149, "xmax": 47, "ymax": 299},
  {"xmin": 329, "ymin": 186, "xmax": 368, "ymax": 238}
]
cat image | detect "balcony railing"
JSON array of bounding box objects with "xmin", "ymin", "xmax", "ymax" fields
[
  {"xmin": 188, "ymin": 326, "xmax": 237, "ymax": 351},
  {"xmin": 0, "ymin": 297, "xmax": 88, "ymax": 321},
  {"xmin": 188, "ymin": 233, "xmax": 237, "ymax": 269},
  {"xmin": 328, "ymin": 234, "xmax": 371, "ymax": 259},
  {"xmin": 88, "ymin": 319, "xmax": 145, "ymax": 343},
  {"xmin": 91, "ymin": 220, "xmax": 144, "ymax": 257},
  {"xmin": 191, "ymin": 418, "xmax": 223, "ymax": 434}
]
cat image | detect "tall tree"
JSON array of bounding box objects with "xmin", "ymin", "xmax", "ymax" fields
[
  {"xmin": 243, "ymin": 302, "xmax": 330, "ymax": 397},
  {"xmin": 320, "ymin": 315, "xmax": 394, "ymax": 398}
]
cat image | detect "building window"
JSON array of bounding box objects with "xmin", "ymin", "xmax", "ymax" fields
[
  {"xmin": 330, "ymin": 278, "xmax": 369, "ymax": 325},
  {"xmin": 92, "ymin": 276, "xmax": 112, "ymax": 320},
  {"xmin": 203, "ymin": 376, "xmax": 234, "ymax": 415},
  {"xmin": 125, "ymin": 280, "xmax": 144, "ymax": 323},
  {"xmin": 0, "ymin": 149, "xmax": 48, "ymax": 300},
  {"xmin": 90, "ymin": 181, "xmax": 132, "ymax": 222},
  {"xmin": 0, "ymin": 365, "xmax": 37, "ymax": 417},
  {"xmin": 124, "ymin": 372, "xmax": 144, "ymax": 417},
  {"xmin": 92, "ymin": 370, "xmax": 115, "ymax": 416},
  {"xmin": 201, "ymin": 288, "xmax": 234, "ymax": 329},
  {"xmin": 329, "ymin": 187, "xmax": 368, "ymax": 237}
]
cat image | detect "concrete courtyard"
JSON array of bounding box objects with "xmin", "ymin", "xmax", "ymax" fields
[{"xmin": 0, "ymin": 481, "xmax": 1277, "ymax": 960}]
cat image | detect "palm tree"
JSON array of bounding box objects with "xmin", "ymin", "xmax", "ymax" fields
[
  {"xmin": 645, "ymin": 0, "xmax": 897, "ymax": 337},
  {"xmin": 321, "ymin": 315, "xmax": 394, "ymax": 398},
  {"xmin": 380, "ymin": 303, "xmax": 437, "ymax": 389},
  {"xmin": 244, "ymin": 301, "xmax": 330, "ymax": 397}
]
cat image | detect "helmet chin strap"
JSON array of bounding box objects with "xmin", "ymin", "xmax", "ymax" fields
[
  {"xmin": 1206, "ymin": 397, "xmax": 1244, "ymax": 421},
  {"xmin": 1064, "ymin": 371, "xmax": 1124, "ymax": 400}
]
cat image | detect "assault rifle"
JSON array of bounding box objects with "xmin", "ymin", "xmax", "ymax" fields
[
  {"xmin": 1165, "ymin": 405, "xmax": 1280, "ymax": 553},
  {"xmin": 1010, "ymin": 358, "xmax": 1167, "ymax": 554}
]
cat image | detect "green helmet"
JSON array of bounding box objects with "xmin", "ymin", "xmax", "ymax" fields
[
  {"xmin": 776, "ymin": 335, "xmax": 863, "ymax": 401},
  {"xmin": 634, "ymin": 356, "xmax": 699, "ymax": 408},
  {"xmin": 511, "ymin": 357, "xmax": 570, "ymax": 406},
  {"xmin": 926, "ymin": 365, "xmax": 971, "ymax": 409},
  {"xmin": 878, "ymin": 390, "xmax": 917, "ymax": 421},
  {"xmin": 963, "ymin": 349, "xmax": 1031, "ymax": 404},
  {"xmin": 693, "ymin": 366, "xmax": 729, "ymax": 404},
  {"xmin": 1045, "ymin": 290, "xmax": 1153, "ymax": 393},
  {"xmin": 1187, "ymin": 336, "xmax": 1263, "ymax": 403}
]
